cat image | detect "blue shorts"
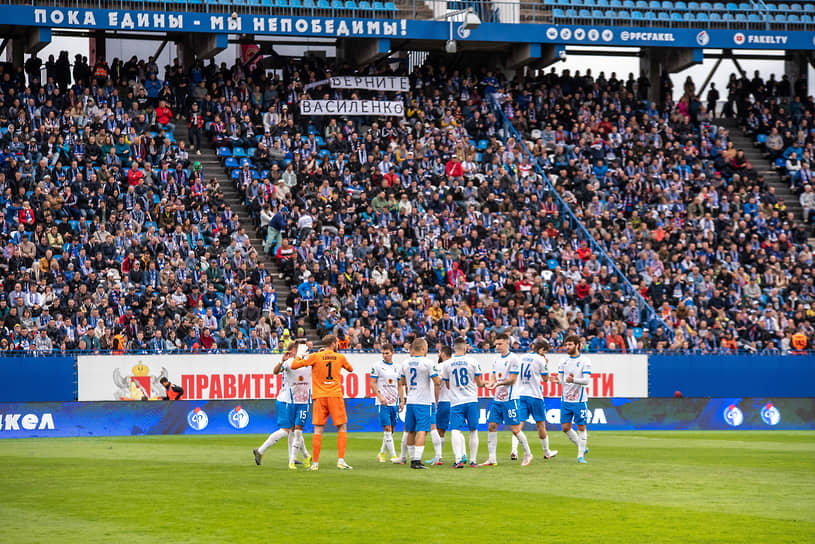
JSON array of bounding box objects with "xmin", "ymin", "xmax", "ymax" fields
[
  {"xmin": 277, "ymin": 401, "xmax": 309, "ymax": 428},
  {"xmin": 436, "ymin": 401, "xmax": 451, "ymax": 431},
  {"xmin": 560, "ymin": 401, "xmax": 589, "ymax": 426},
  {"xmin": 405, "ymin": 404, "xmax": 432, "ymax": 433},
  {"xmin": 276, "ymin": 401, "xmax": 292, "ymax": 428},
  {"xmin": 487, "ymin": 399, "xmax": 520, "ymax": 426},
  {"xmin": 518, "ymin": 396, "xmax": 547, "ymax": 423},
  {"xmin": 378, "ymin": 405, "xmax": 399, "ymax": 428},
  {"xmin": 291, "ymin": 403, "xmax": 310, "ymax": 428},
  {"xmin": 450, "ymin": 402, "xmax": 480, "ymax": 431}
]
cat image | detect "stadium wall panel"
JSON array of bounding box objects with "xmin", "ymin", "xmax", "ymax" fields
[
  {"xmin": 0, "ymin": 398, "xmax": 809, "ymax": 438},
  {"xmin": 648, "ymin": 355, "xmax": 815, "ymax": 397},
  {"xmin": 0, "ymin": 357, "xmax": 76, "ymax": 402}
]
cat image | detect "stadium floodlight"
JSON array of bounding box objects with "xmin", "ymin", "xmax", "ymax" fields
[{"xmin": 439, "ymin": 8, "xmax": 482, "ymax": 54}]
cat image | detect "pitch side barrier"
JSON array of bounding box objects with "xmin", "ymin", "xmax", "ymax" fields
[
  {"xmin": 1, "ymin": 352, "xmax": 814, "ymax": 403},
  {"xmin": 0, "ymin": 397, "xmax": 809, "ymax": 438}
]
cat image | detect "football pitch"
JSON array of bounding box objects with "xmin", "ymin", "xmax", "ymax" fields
[{"xmin": 1, "ymin": 431, "xmax": 813, "ymax": 543}]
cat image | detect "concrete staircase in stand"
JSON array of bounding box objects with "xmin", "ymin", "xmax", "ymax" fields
[{"xmin": 175, "ymin": 122, "xmax": 321, "ymax": 343}]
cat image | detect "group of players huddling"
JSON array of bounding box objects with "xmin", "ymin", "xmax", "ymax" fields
[{"xmin": 253, "ymin": 333, "xmax": 591, "ymax": 470}]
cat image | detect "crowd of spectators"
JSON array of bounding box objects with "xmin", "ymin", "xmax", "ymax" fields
[{"xmin": 1, "ymin": 49, "xmax": 814, "ymax": 355}]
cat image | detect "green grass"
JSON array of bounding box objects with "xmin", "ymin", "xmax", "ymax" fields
[{"xmin": 1, "ymin": 431, "xmax": 814, "ymax": 543}]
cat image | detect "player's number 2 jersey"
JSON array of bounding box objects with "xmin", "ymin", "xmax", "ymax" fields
[{"xmin": 401, "ymin": 356, "xmax": 438, "ymax": 405}]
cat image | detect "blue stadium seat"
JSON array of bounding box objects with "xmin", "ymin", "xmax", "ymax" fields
[
  {"xmin": 696, "ymin": 11, "xmax": 708, "ymax": 20},
  {"xmin": 609, "ymin": 0, "xmax": 621, "ymax": 6},
  {"xmin": 261, "ymin": 0, "xmax": 273, "ymax": 6},
  {"xmin": 217, "ymin": 146, "xmax": 232, "ymax": 158},
  {"xmin": 239, "ymin": 158, "xmax": 254, "ymax": 168},
  {"xmin": 579, "ymin": 8, "xmax": 591, "ymax": 17},
  {"xmin": 726, "ymin": 2, "xmax": 737, "ymax": 10},
  {"xmin": 275, "ymin": 0, "xmax": 287, "ymax": 6},
  {"xmin": 673, "ymin": 1, "xmax": 686, "ymax": 9},
  {"xmin": 357, "ymin": 0, "xmax": 370, "ymax": 8},
  {"xmin": 618, "ymin": 9, "xmax": 630, "ymax": 17},
  {"xmin": 331, "ymin": 0, "xmax": 343, "ymax": 8},
  {"xmin": 635, "ymin": 0, "xmax": 648, "ymax": 8},
  {"xmin": 734, "ymin": 12, "xmax": 746, "ymax": 20},
  {"xmin": 565, "ymin": 8, "xmax": 578, "ymax": 16},
  {"xmin": 623, "ymin": 0, "xmax": 634, "ymax": 7},
  {"xmin": 303, "ymin": 0, "xmax": 315, "ymax": 7},
  {"xmin": 553, "ymin": 7, "xmax": 565, "ymax": 16},
  {"xmin": 802, "ymin": 14, "xmax": 813, "ymax": 23},
  {"xmin": 712, "ymin": 2, "xmax": 724, "ymax": 9},
  {"xmin": 787, "ymin": 13, "xmax": 799, "ymax": 21},
  {"xmin": 557, "ymin": 0, "xmax": 570, "ymax": 5},
  {"xmin": 748, "ymin": 13, "xmax": 761, "ymax": 21},
  {"xmin": 670, "ymin": 11, "xmax": 682, "ymax": 20},
  {"xmin": 644, "ymin": 10, "xmax": 656, "ymax": 18},
  {"xmin": 632, "ymin": 9, "xmax": 644, "ymax": 18},
  {"xmin": 246, "ymin": 0, "xmax": 261, "ymax": 6},
  {"xmin": 605, "ymin": 9, "xmax": 618, "ymax": 17},
  {"xmin": 683, "ymin": 11, "xmax": 695, "ymax": 20},
  {"xmin": 661, "ymin": 0, "xmax": 672, "ymax": 8},
  {"xmin": 776, "ymin": 3, "xmax": 789, "ymax": 11},
  {"xmin": 738, "ymin": 2, "xmax": 750, "ymax": 9},
  {"xmin": 790, "ymin": 3, "xmax": 802, "ymax": 11},
  {"xmin": 805, "ymin": 3, "xmax": 814, "ymax": 13},
  {"xmin": 773, "ymin": 13, "xmax": 786, "ymax": 22},
  {"xmin": 592, "ymin": 9, "xmax": 605, "ymax": 17},
  {"xmin": 372, "ymin": 0, "xmax": 384, "ymax": 9},
  {"xmin": 658, "ymin": 10, "xmax": 670, "ymax": 19},
  {"xmin": 700, "ymin": 1, "xmax": 711, "ymax": 9},
  {"xmin": 649, "ymin": 0, "xmax": 660, "ymax": 8},
  {"xmin": 722, "ymin": 11, "xmax": 733, "ymax": 20},
  {"xmin": 345, "ymin": 0, "xmax": 357, "ymax": 8},
  {"xmin": 596, "ymin": 0, "xmax": 610, "ymax": 5},
  {"xmin": 289, "ymin": 0, "xmax": 301, "ymax": 5},
  {"xmin": 224, "ymin": 157, "xmax": 239, "ymax": 170},
  {"xmin": 232, "ymin": 147, "xmax": 247, "ymax": 158}
]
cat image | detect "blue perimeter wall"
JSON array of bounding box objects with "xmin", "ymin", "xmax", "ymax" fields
[
  {"xmin": 1, "ymin": 354, "xmax": 814, "ymax": 402},
  {"xmin": 648, "ymin": 355, "xmax": 815, "ymax": 397},
  {"xmin": 0, "ymin": 398, "xmax": 810, "ymax": 438}
]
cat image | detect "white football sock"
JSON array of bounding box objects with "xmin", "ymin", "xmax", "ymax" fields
[
  {"xmin": 487, "ymin": 431, "xmax": 498, "ymax": 460},
  {"xmin": 383, "ymin": 431, "xmax": 395, "ymax": 457},
  {"xmin": 511, "ymin": 434, "xmax": 519, "ymax": 456},
  {"xmin": 287, "ymin": 431, "xmax": 294, "ymax": 463},
  {"xmin": 540, "ymin": 436, "xmax": 550, "ymax": 454},
  {"xmin": 515, "ymin": 431, "xmax": 531, "ymax": 455},
  {"xmin": 258, "ymin": 428, "xmax": 288, "ymax": 454},
  {"xmin": 578, "ymin": 430, "xmax": 587, "ymax": 458},
  {"xmin": 451, "ymin": 430, "xmax": 465, "ymax": 462},
  {"xmin": 430, "ymin": 429, "xmax": 442, "ymax": 459},
  {"xmin": 400, "ymin": 432, "xmax": 408, "ymax": 460},
  {"xmin": 565, "ymin": 429, "xmax": 579, "ymax": 447},
  {"xmin": 380, "ymin": 431, "xmax": 387, "ymax": 453},
  {"xmin": 414, "ymin": 445, "xmax": 424, "ymax": 461},
  {"xmin": 294, "ymin": 429, "xmax": 309, "ymax": 457},
  {"xmin": 468, "ymin": 430, "xmax": 479, "ymax": 464},
  {"xmin": 407, "ymin": 445, "xmax": 415, "ymax": 461},
  {"xmin": 440, "ymin": 436, "xmax": 446, "ymax": 458}
]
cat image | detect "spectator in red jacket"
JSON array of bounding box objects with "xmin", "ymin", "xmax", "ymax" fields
[{"xmin": 155, "ymin": 100, "xmax": 175, "ymax": 134}]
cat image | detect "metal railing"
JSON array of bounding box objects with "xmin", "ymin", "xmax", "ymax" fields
[{"xmin": 491, "ymin": 101, "xmax": 674, "ymax": 337}]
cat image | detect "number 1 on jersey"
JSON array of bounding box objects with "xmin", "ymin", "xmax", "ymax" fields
[{"xmin": 326, "ymin": 361, "xmax": 333, "ymax": 380}]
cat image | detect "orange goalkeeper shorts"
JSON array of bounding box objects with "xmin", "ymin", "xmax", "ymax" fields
[{"xmin": 312, "ymin": 397, "xmax": 348, "ymax": 426}]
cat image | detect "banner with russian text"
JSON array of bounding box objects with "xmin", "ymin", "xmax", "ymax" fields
[
  {"xmin": 328, "ymin": 76, "xmax": 409, "ymax": 92},
  {"xmin": 299, "ymin": 100, "xmax": 404, "ymax": 116},
  {"xmin": 76, "ymin": 353, "xmax": 647, "ymax": 401}
]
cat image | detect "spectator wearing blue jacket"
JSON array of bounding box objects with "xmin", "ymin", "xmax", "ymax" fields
[{"xmin": 144, "ymin": 73, "xmax": 162, "ymax": 106}]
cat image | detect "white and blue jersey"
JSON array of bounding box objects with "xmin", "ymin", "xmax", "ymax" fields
[
  {"xmin": 371, "ymin": 359, "xmax": 401, "ymax": 428},
  {"xmin": 442, "ymin": 355, "xmax": 481, "ymax": 431},
  {"xmin": 558, "ymin": 353, "xmax": 592, "ymax": 426},
  {"xmin": 278, "ymin": 358, "xmax": 311, "ymax": 428},
  {"xmin": 517, "ymin": 353, "xmax": 549, "ymax": 422},
  {"xmin": 402, "ymin": 356, "xmax": 438, "ymax": 433},
  {"xmin": 487, "ymin": 352, "xmax": 521, "ymax": 425}
]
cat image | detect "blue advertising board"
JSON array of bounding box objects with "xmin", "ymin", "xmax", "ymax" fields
[
  {"xmin": 0, "ymin": 397, "xmax": 811, "ymax": 439},
  {"xmin": 0, "ymin": 357, "xmax": 76, "ymax": 402},
  {"xmin": 649, "ymin": 354, "xmax": 815, "ymax": 398},
  {"xmin": 3, "ymin": 6, "xmax": 814, "ymax": 50}
]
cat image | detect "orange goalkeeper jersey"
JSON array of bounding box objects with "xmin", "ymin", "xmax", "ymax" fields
[{"xmin": 291, "ymin": 349, "xmax": 353, "ymax": 399}]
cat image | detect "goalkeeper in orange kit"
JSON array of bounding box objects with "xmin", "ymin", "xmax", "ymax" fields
[{"xmin": 291, "ymin": 334, "xmax": 354, "ymax": 471}]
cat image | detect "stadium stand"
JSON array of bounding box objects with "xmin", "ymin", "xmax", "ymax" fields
[{"xmin": 0, "ymin": 48, "xmax": 813, "ymax": 355}]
